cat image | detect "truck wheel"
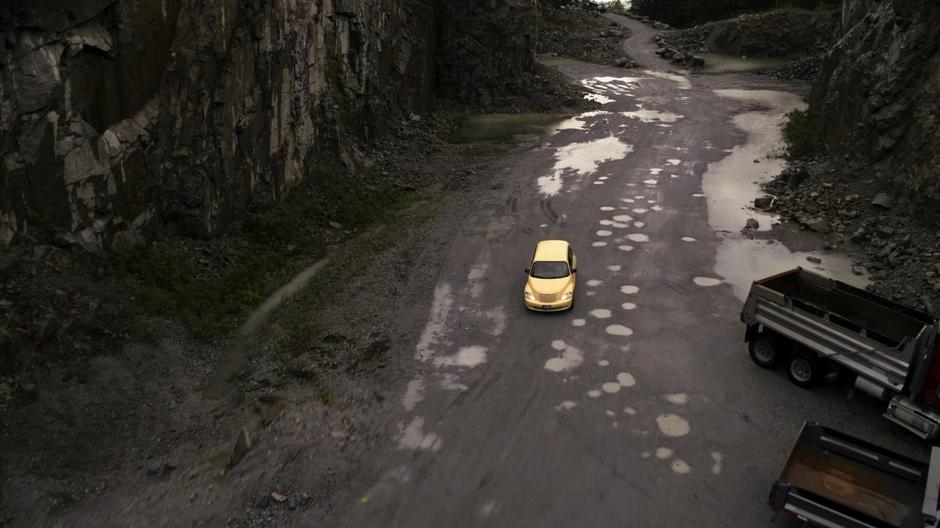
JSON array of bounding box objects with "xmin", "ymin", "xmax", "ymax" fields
[
  {"xmin": 748, "ymin": 334, "xmax": 779, "ymax": 369},
  {"xmin": 787, "ymin": 354, "xmax": 820, "ymax": 388}
]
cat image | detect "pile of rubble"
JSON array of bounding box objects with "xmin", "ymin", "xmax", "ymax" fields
[
  {"xmin": 540, "ymin": 8, "xmax": 637, "ymax": 68},
  {"xmin": 761, "ymin": 158, "xmax": 940, "ymax": 311},
  {"xmin": 653, "ymin": 34, "xmax": 705, "ymax": 68}
]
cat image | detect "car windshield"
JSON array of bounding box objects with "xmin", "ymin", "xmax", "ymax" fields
[{"xmin": 530, "ymin": 261, "xmax": 570, "ymax": 279}]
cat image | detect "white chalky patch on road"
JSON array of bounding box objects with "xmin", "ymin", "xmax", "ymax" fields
[
  {"xmin": 643, "ymin": 179, "xmax": 658, "ymax": 186},
  {"xmin": 621, "ymin": 198, "xmax": 635, "ymax": 203},
  {"xmin": 656, "ymin": 414, "xmax": 690, "ymax": 437},
  {"xmin": 643, "ymin": 70, "xmax": 692, "ymax": 89},
  {"xmin": 602, "ymin": 382, "xmax": 621, "ymax": 394},
  {"xmin": 624, "ymin": 407, "xmax": 637, "ymax": 415},
  {"xmin": 634, "ymin": 222, "xmax": 645, "ymax": 228},
  {"xmin": 627, "ymin": 233, "xmax": 650, "ymax": 242},
  {"xmin": 647, "ymin": 200, "xmax": 656, "ymax": 204},
  {"xmin": 572, "ymin": 318, "xmax": 586, "ymax": 327},
  {"xmin": 596, "ymin": 230, "xmax": 612, "ymax": 237},
  {"xmin": 666, "ymin": 159, "xmax": 681, "ymax": 165},
  {"xmin": 649, "ymin": 168, "xmax": 663, "ymax": 175},
  {"xmin": 598, "ymin": 359, "xmax": 610, "ymax": 366},
  {"xmin": 621, "ymin": 302, "xmax": 637, "ymax": 310},
  {"xmin": 398, "ymin": 417, "xmax": 442, "ymax": 451},
  {"xmin": 599, "ymin": 176, "xmax": 609, "ymax": 180},
  {"xmin": 551, "ymin": 339, "xmax": 567, "ymax": 351},
  {"xmin": 607, "ymin": 265, "xmax": 622, "ymax": 271},
  {"xmin": 584, "ymin": 93, "xmax": 615, "ymax": 104},
  {"xmin": 621, "ymin": 109, "xmax": 685, "ymax": 123},
  {"xmin": 556, "ymin": 400, "xmax": 578, "ymax": 411},
  {"xmin": 440, "ymin": 373, "xmax": 468, "ymax": 391},
  {"xmin": 590, "ymin": 309, "xmax": 612, "ymax": 319},
  {"xmin": 670, "ymin": 174, "xmax": 679, "ymax": 178},
  {"xmin": 711, "ymin": 452, "xmax": 723, "ymax": 474},
  {"xmin": 540, "ymin": 136, "xmax": 634, "ymax": 196},
  {"xmin": 692, "ymin": 193, "xmax": 705, "ymax": 197},
  {"xmin": 599, "ymin": 219, "xmax": 613, "ymax": 226},
  {"xmin": 613, "ymin": 214, "xmax": 632, "ymax": 222},
  {"xmin": 592, "ymin": 241, "xmax": 607, "ymax": 247},
  {"xmin": 402, "ymin": 378, "xmax": 425, "ymax": 411},
  {"xmin": 611, "ymin": 222, "xmax": 628, "ymax": 228},
  {"xmin": 665, "ymin": 393, "xmax": 688, "ymax": 404},
  {"xmin": 604, "ymin": 325, "xmax": 633, "ymax": 337},
  {"xmin": 617, "ymin": 372, "xmax": 636, "ymax": 387},
  {"xmin": 655, "ymin": 447, "xmax": 673, "ymax": 459},
  {"xmin": 618, "ymin": 245, "xmax": 634, "ymax": 252},
  {"xmin": 681, "ymin": 236, "xmax": 696, "ymax": 242},
  {"xmin": 620, "ymin": 285, "xmax": 639, "ymax": 294},
  {"xmin": 651, "ymin": 205, "xmax": 663, "ymax": 211},
  {"xmin": 479, "ymin": 500, "xmax": 501, "ymax": 519},
  {"xmin": 671, "ymin": 460, "xmax": 692, "ymax": 474},
  {"xmin": 600, "ymin": 206, "xmax": 615, "ymax": 211},
  {"xmin": 632, "ymin": 208, "xmax": 648, "ymax": 214},
  {"xmin": 544, "ymin": 343, "xmax": 584, "ymax": 373},
  {"xmin": 415, "ymin": 283, "xmax": 453, "ymax": 362},
  {"xmin": 635, "ymin": 195, "xmax": 645, "ymax": 199},
  {"xmin": 587, "ymin": 390, "xmax": 602, "ymax": 398},
  {"xmin": 467, "ymin": 262, "xmax": 489, "ymax": 298},
  {"xmin": 587, "ymin": 279, "xmax": 603, "ymax": 287},
  {"xmin": 693, "ymin": 277, "xmax": 722, "ymax": 287},
  {"xmin": 485, "ymin": 307, "xmax": 507, "ymax": 336},
  {"xmin": 593, "ymin": 181, "xmax": 605, "ymax": 185},
  {"xmin": 435, "ymin": 346, "xmax": 488, "ymax": 368}
]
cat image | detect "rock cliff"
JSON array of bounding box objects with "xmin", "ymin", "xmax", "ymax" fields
[
  {"xmin": 0, "ymin": 0, "xmax": 539, "ymax": 247},
  {"xmin": 811, "ymin": 0, "xmax": 940, "ymax": 214}
]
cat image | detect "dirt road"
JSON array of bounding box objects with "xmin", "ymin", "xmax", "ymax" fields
[{"xmin": 333, "ymin": 14, "xmax": 925, "ymax": 527}]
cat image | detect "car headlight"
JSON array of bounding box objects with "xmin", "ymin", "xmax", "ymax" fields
[
  {"xmin": 562, "ymin": 291, "xmax": 573, "ymax": 300},
  {"xmin": 525, "ymin": 291, "xmax": 534, "ymax": 300}
]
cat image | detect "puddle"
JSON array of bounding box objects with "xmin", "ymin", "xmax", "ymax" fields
[
  {"xmin": 671, "ymin": 460, "xmax": 692, "ymax": 474},
  {"xmin": 643, "ymin": 70, "xmax": 692, "ymax": 90},
  {"xmin": 618, "ymin": 245, "xmax": 634, "ymax": 252},
  {"xmin": 621, "ymin": 109, "xmax": 684, "ymax": 123},
  {"xmin": 572, "ymin": 318, "xmax": 586, "ymax": 327},
  {"xmin": 596, "ymin": 230, "xmax": 612, "ymax": 237},
  {"xmin": 606, "ymin": 325, "xmax": 634, "ymax": 337},
  {"xmin": 545, "ymin": 343, "xmax": 584, "ymax": 372},
  {"xmin": 539, "ymin": 136, "xmax": 634, "ymax": 196},
  {"xmin": 617, "ymin": 372, "xmax": 636, "ymax": 387},
  {"xmin": 589, "ymin": 308, "xmax": 612, "ymax": 318},
  {"xmin": 656, "ymin": 447, "xmax": 673, "ymax": 459},
  {"xmin": 587, "ymin": 390, "xmax": 602, "ymax": 398},
  {"xmin": 587, "ymin": 279, "xmax": 603, "ymax": 287},
  {"xmin": 621, "ymin": 302, "xmax": 636, "ymax": 310},
  {"xmin": 624, "ymin": 407, "xmax": 637, "ymax": 415},
  {"xmin": 402, "ymin": 378, "xmax": 426, "ymax": 411},
  {"xmin": 556, "ymin": 400, "xmax": 578, "ymax": 411},
  {"xmin": 714, "ymin": 237, "xmax": 870, "ymax": 301},
  {"xmin": 656, "ymin": 414, "xmax": 690, "ymax": 437},
  {"xmin": 702, "ymin": 90, "xmax": 804, "ymax": 232},
  {"xmin": 700, "ymin": 53, "xmax": 789, "ymax": 74},
  {"xmin": 592, "ymin": 241, "xmax": 607, "ymax": 247},
  {"xmin": 598, "ymin": 359, "xmax": 610, "ymax": 366},
  {"xmin": 607, "ymin": 265, "xmax": 622, "ymax": 271},
  {"xmin": 693, "ymin": 277, "xmax": 722, "ymax": 287},
  {"xmin": 435, "ymin": 345, "xmax": 488, "ymax": 368},
  {"xmin": 449, "ymin": 113, "xmax": 570, "ymax": 143},
  {"xmin": 665, "ymin": 393, "xmax": 688, "ymax": 405},
  {"xmin": 602, "ymin": 382, "xmax": 622, "ymax": 394},
  {"xmin": 711, "ymin": 452, "xmax": 723, "ymax": 474},
  {"xmin": 627, "ymin": 234, "xmax": 649, "ymax": 242},
  {"xmin": 399, "ymin": 416, "xmax": 443, "ymax": 451},
  {"xmin": 585, "ymin": 93, "xmax": 615, "ymax": 104},
  {"xmin": 620, "ymin": 285, "xmax": 639, "ymax": 294}
]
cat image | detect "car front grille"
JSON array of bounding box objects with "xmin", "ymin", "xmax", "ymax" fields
[{"xmin": 539, "ymin": 293, "xmax": 558, "ymax": 302}]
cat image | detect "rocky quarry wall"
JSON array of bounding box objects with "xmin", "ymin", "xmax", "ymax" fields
[
  {"xmin": 0, "ymin": 0, "xmax": 539, "ymax": 250},
  {"xmin": 811, "ymin": 0, "xmax": 940, "ymax": 213}
]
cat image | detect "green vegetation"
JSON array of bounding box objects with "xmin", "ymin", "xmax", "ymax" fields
[
  {"xmin": 630, "ymin": 0, "xmax": 840, "ymax": 27},
  {"xmin": 782, "ymin": 108, "xmax": 821, "ymax": 158},
  {"xmin": 115, "ymin": 165, "xmax": 435, "ymax": 339}
]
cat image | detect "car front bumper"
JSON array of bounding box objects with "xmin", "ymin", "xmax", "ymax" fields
[{"xmin": 525, "ymin": 298, "xmax": 573, "ymax": 312}]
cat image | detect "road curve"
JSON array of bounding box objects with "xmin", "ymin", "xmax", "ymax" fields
[{"xmin": 336, "ymin": 15, "xmax": 924, "ymax": 528}]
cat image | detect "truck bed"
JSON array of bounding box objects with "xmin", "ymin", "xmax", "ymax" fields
[
  {"xmin": 744, "ymin": 268, "xmax": 935, "ymax": 392},
  {"xmin": 773, "ymin": 423, "xmax": 929, "ymax": 528}
]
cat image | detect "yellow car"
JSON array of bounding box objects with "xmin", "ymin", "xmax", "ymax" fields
[{"xmin": 524, "ymin": 240, "xmax": 577, "ymax": 311}]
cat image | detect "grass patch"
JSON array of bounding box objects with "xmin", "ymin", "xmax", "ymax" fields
[
  {"xmin": 782, "ymin": 108, "xmax": 821, "ymax": 158},
  {"xmin": 114, "ymin": 164, "xmax": 438, "ymax": 339}
]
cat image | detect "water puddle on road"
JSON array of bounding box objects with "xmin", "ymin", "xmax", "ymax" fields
[
  {"xmin": 449, "ymin": 113, "xmax": 570, "ymax": 143},
  {"xmin": 700, "ymin": 54, "xmax": 790, "ymax": 74},
  {"xmin": 714, "ymin": 237, "xmax": 870, "ymax": 301},
  {"xmin": 701, "ymin": 89, "xmax": 872, "ymax": 293},
  {"xmin": 539, "ymin": 135, "xmax": 634, "ymax": 196}
]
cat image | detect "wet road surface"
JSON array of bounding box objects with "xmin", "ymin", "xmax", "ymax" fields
[{"xmin": 338, "ymin": 15, "xmax": 925, "ymax": 527}]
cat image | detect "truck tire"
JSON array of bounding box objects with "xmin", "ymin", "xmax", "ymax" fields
[
  {"xmin": 748, "ymin": 334, "xmax": 780, "ymax": 369},
  {"xmin": 787, "ymin": 354, "xmax": 821, "ymax": 388}
]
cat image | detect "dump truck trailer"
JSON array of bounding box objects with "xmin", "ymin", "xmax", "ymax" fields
[
  {"xmin": 741, "ymin": 268, "xmax": 940, "ymax": 439},
  {"xmin": 770, "ymin": 422, "xmax": 940, "ymax": 528}
]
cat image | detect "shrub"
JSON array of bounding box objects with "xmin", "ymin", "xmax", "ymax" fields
[{"xmin": 782, "ymin": 108, "xmax": 820, "ymax": 158}]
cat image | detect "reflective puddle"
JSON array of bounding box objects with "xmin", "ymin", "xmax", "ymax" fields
[{"xmin": 449, "ymin": 113, "xmax": 571, "ymax": 143}]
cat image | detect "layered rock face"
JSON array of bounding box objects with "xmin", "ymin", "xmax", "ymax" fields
[
  {"xmin": 811, "ymin": 0, "xmax": 940, "ymax": 211},
  {"xmin": 0, "ymin": 0, "xmax": 538, "ymax": 248}
]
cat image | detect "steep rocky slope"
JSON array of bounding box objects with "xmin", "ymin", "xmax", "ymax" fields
[
  {"xmin": 811, "ymin": 0, "xmax": 940, "ymax": 214},
  {"xmin": 0, "ymin": 0, "xmax": 540, "ymax": 247}
]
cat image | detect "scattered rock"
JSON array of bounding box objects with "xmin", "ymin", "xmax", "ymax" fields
[
  {"xmin": 871, "ymin": 193, "xmax": 893, "ymax": 209},
  {"xmin": 743, "ymin": 218, "xmax": 760, "ymax": 231},
  {"xmin": 806, "ymin": 256, "xmax": 822, "ymax": 264},
  {"xmin": 271, "ymin": 491, "xmax": 288, "ymax": 503},
  {"xmin": 753, "ymin": 196, "xmax": 774, "ymax": 210},
  {"xmin": 328, "ymin": 221, "xmax": 342, "ymax": 230},
  {"xmin": 852, "ymin": 266, "xmax": 865, "ymax": 276},
  {"xmin": 799, "ymin": 215, "xmax": 830, "ymax": 234}
]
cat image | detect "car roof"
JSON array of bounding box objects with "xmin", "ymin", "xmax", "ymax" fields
[{"xmin": 534, "ymin": 240, "xmax": 569, "ymax": 261}]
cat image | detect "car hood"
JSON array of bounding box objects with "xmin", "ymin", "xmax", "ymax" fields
[{"xmin": 527, "ymin": 276, "xmax": 571, "ymax": 293}]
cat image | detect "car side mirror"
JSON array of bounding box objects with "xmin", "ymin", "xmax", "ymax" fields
[
  {"xmin": 524, "ymin": 268, "xmax": 530, "ymax": 274},
  {"xmin": 572, "ymin": 268, "xmax": 577, "ymax": 273}
]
